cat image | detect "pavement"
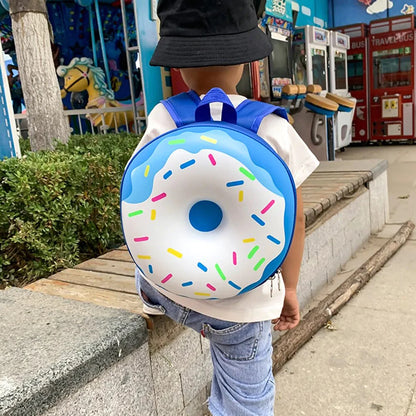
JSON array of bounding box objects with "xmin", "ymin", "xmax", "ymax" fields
[{"xmin": 274, "ymin": 143, "xmax": 416, "ymax": 416}]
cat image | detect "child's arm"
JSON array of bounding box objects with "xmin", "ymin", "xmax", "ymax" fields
[{"xmin": 272, "ymin": 188, "xmax": 305, "ymax": 331}]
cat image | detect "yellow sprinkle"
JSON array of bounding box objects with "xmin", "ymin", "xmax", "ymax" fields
[
  {"xmin": 239, "ymin": 190, "xmax": 244, "ymax": 202},
  {"xmin": 168, "ymin": 248, "xmax": 183, "ymax": 258},
  {"xmin": 200, "ymin": 135, "xmax": 217, "ymax": 144},
  {"xmin": 194, "ymin": 292, "xmax": 211, "ymax": 297},
  {"xmin": 138, "ymin": 255, "xmax": 151, "ymax": 259},
  {"xmin": 150, "ymin": 209, "xmax": 156, "ymax": 220},
  {"xmin": 144, "ymin": 165, "xmax": 150, "ymax": 177},
  {"xmin": 243, "ymin": 238, "xmax": 255, "ymax": 243}
]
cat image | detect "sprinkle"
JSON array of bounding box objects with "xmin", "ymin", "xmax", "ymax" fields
[
  {"xmin": 180, "ymin": 159, "xmax": 196, "ymax": 169},
  {"xmin": 194, "ymin": 292, "xmax": 211, "ymax": 297},
  {"xmin": 152, "ymin": 193, "xmax": 167, "ymax": 202},
  {"xmin": 182, "ymin": 281, "xmax": 193, "ymax": 287},
  {"xmin": 134, "ymin": 236, "xmax": 149, "ymax": 242},
  {"xmin": 251, "ymin": 214, "xmax": 265, "ymax": 226},
  {"xmin": 197, "ymin": 262, "xmax": 208, "ymax": 272},
  {"xmin": 128, "ymin": 210, "xmax": 143, "ymax": 217},
  {"xmin": 150, "ymin": 210, "xmax": 156, "ymax": 220},
  {"xmin": 208, "ymin": 154, "xmax": 216, "ymax": 165},
  {"xmin": 215, "ymin": 264, "xmax": 227, "ymax": 281},
  {"xmin": 163, "ymin": 170, "xmax": 172, "ymax": 180},
  {"xmin": 201, "ymin": 135, "xmax": 217, "ymax": 144},
  {"xmin": 239, "ymin": 167, "xmax": 255, "ymax": 180},
  {"xmin": 261, "ymin": 200, "xmax": 275, "ymax": 214},
  {"xmin": 148, "ymin": 265, "xmax": 153, "ymax": 273},
  {"xmin": 254, "ymin": 258, "xmax": 266, "ymax": 271},
  {"xmin": 226, "ymin": 180, "xmax": 244, "ymax": 187},
  {"xmin": 232, "ymin": 252, "xmax": 237, "ymax": 265},
  {"xmin": 161, "ymin": 273, "xmax": 173, "ymax": 283},
  {"xmin": 206, "ymin": 283, "xmax": 216, "ymax": 291},
  {"xmin": 248, "ymin": 245, "xmax": 260, "ymax": 259},
  {"xmin": 168, "ymin": 248, "xmax": 183, "ymax": 258},
  {"xmin": 267, "ymin": 235, "xmax": 281, "ymax": 245},
  {"xmin": 243, "ymin": 238, "xmax": 255, "ymax": 243},
  {"xmin": 228, "ymin": 281, "xmax": 241, "ymax": 290},
  {"xmin": 238, "ymin": 191, "xmax": 244, "ymax": 202},
  {"xmin": 169, "ymin": 139, "xmax": 185, "ymax": 145},
  {"xmin": 144, "ymin": 165, "xmax": 150, "ymax": 177},
  {"xmin": 138, "ymin": 255, "xmax": 151, "ymax": 259}
]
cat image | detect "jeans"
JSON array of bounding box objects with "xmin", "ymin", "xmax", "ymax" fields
[{"xmin": 137, "ymin": 273, "xmax": 275, "ymax": 416}]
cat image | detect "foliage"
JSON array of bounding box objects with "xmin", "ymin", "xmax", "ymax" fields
[{"xmin": 0, "ymin": 133, "xmax": 139, "ymax": 287}]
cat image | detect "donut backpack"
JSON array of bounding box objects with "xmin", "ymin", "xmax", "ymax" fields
[{"xmin": 120, "ymin": 88, "xmax": 297, "ymax": 300}]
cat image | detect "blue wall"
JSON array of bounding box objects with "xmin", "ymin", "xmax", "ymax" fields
[
  {"xmin": 295, "ymin": 0, "xmax": 329, "ymax": 28},
  {"xmin": 329, "ymin": 0, "xmax": 414, "ymax": 27}
]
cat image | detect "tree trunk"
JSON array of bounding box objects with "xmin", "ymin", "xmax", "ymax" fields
[{"xmin": 9, "ymin": 0, "xmax": 70, "ymax": 151}]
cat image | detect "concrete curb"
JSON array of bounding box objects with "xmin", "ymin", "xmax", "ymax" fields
[{"xmin": 0, "ymin": 288, "xmax": 148, "ymax": 416}]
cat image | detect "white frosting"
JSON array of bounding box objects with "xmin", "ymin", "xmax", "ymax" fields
[{"xmin": 122, "ymin": 148, "xmax": 286, "ymax": 299}]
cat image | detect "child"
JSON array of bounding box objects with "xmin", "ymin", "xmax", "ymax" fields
[{"xmin": 132, "ymin": 0, "xmax": 319, "ymax": 414}]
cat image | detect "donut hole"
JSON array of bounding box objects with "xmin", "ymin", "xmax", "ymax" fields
[{"xmin": 188, "ymin": 200, "xmax": 223, "ymax": 232}]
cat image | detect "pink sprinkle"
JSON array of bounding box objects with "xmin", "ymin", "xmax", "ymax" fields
[
  {"xmin": 232, "ymin": 252, "xmax": 237, "ymax": 265},
  {"xmin": 208, "ymin": 154, "xmax": 216, "ymax": 166},
  {"xmin": 152, "ymin": 192, "xmax": 167, "ymax": 202},
  {"xmin": 161, "ymin": 273, "xmax": 173, "ymax": 284},
  {"xmin": 134, "ymin": 236, "xmax": 149, "ymax": 242},
  {"xmin": 261, "ymin": 200, "xmax": 275, "ymax": 214},
  {"xmin": 206, "ymin": 283, "xmax": 216, "ymax": 291}
]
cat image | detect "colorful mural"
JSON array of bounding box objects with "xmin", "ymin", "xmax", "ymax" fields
[{"xmin": 330, "ymin": 0, "xmax": 416, "ymax": 27}]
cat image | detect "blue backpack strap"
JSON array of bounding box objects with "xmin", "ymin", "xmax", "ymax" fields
[
  {"xmin": 236, "ymin": 100, "xmax": 289, "ymax": 133},
  {"xmin": 161, "ymin": 90, "xmax": 201, "ymax": 127}
]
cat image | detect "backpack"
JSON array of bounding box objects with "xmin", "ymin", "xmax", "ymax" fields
[{"xmin": 120, "ymin": 88, "xmax": 296, "ymax": 300}]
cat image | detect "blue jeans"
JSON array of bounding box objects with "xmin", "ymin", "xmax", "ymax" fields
[{"xmin": 137, "ymin": 274, "xmax": 275, "ymax": 416}]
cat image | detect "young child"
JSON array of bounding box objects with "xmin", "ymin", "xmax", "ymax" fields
[{"xmin": 132, "ymin": 0, "xmax": 319, "ymax": 414}]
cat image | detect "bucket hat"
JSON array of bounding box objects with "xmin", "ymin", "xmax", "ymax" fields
[{"xmin": 150, "ymin": 0, "xmax": 272, "ymax": 68}]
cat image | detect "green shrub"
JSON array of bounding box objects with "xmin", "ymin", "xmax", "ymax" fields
[{"xmin": 0, "ymin": 133, "xmax": 140, "ymax": 287}]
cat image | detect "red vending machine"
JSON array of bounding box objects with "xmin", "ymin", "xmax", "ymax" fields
[
  {"xmin": 336, "ymin": 24, "xmax": 370, "ymax": 143},
  {"xmin": 369, "ymin": 15, "xmax": 415, "ymax": 142}
]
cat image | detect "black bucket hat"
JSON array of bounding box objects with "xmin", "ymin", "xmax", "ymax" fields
[{"xmin": 150, "ymin": 0, "xmax": 272, "ymax": 68}]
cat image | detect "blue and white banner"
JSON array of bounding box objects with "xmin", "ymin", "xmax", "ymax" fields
[
  {"xmin": 266, "ymin": 0, "xmax": 293, "ymax": 22},
  {"xmin": 0, "ymin": 50, "xmax": 20, "ymax": 160}
]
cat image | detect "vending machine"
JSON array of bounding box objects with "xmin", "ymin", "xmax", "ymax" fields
[
  {"xmin": 268, "ymin": 30, "xmax": 294, "ymax": 100},
  {"xmin": 328, "ymin": 30, "xmax": 356, "ymax": 150},
  {"xmin": 328, "ymin": 31, "xmax": 350, "ymax": 95},
  {"xmin": 336, "ymin": 24, "xmax": 370, "ymax": 143},
  {"xmin": 293, "ymin": 25, "xmax": 330, "ymax": 95},
  {"xmin": 369, "ymin": 15, "xmax": 416, "ymax": 142}
]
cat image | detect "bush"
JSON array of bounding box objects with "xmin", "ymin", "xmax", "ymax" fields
[{"xmin": 0, "ymin": 133, "xmax": 140, "ymax": 287}]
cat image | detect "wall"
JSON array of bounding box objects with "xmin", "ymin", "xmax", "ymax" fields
[{"xmin": 329, "ymin": 0, "xmax": 415, "ymax": 27}]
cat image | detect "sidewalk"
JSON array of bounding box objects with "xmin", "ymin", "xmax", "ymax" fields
[{"xmin": 274, "ymin": 144, "xmax": 416, "ymax": 415}]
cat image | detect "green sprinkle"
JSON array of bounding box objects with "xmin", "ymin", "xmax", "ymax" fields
[
  {"xmin": 215, "ymin": 264, "xmax": 227, "ymax": 281},
  {"xmin": 253, "ymin": 258, "xmax": 266, "ymax": 271},
  {"xmin": 168, "ymin": 139, "xmax": 186, "ymax": 145},
  {"xmin": 239, "ymin": 167, "xmax": 255, "ymax": 180},
  {"xmin": 128, "ymin": 210, "xmax": 143, "ymax": 217},
  {"xmin": 248, "ymin": 245, "xmax": 260, "ymax": 259}
]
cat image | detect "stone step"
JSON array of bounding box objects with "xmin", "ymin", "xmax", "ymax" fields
[{"xmin": 0, "ymin": 288, "xmax": 148, "ymax": 416}]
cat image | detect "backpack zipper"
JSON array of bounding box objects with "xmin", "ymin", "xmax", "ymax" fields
[{"xmin": 270, "ymin": 268, "xmax": 282, "ymax": 297}]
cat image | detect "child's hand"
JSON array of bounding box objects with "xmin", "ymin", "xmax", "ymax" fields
[{"xmin": 272, "ymin": 289, "xmax": 300, "ymax": 331}]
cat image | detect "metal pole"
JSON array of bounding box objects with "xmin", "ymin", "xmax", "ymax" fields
[
  {"xmin": 88, "ymin": 5, "xmax": 98, "ymax": 66},
  {"xmin": 94, "ymin": 0, "xmax": 111, "ymax": 89},
  {"xmin": 120, "ymin": 0, "xmax": 139, "ymax": 134}
]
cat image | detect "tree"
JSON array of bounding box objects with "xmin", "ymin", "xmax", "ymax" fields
[{"xmin": 9, "ymin": 0, "xmax": 70, "ymax": 151}]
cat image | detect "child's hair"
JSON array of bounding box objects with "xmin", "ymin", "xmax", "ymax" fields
[{"xmin": 150, "ymin": 0, "xmax": 272, "ymax": 68}]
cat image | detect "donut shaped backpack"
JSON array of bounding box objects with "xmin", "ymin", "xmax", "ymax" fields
[{"xmin": 120, "ymin": 88, "xmax": 297, "ymax": 300}]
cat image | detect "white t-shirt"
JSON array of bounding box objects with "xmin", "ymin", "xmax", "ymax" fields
[{"xmin": 131, "ymin": 94, "xmax": 319, "ymax": 322}]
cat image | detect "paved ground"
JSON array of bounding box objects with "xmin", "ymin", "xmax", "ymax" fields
[{"xmin": 274, "ymin": 144, "xmax": 416, "ymax": 416}]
